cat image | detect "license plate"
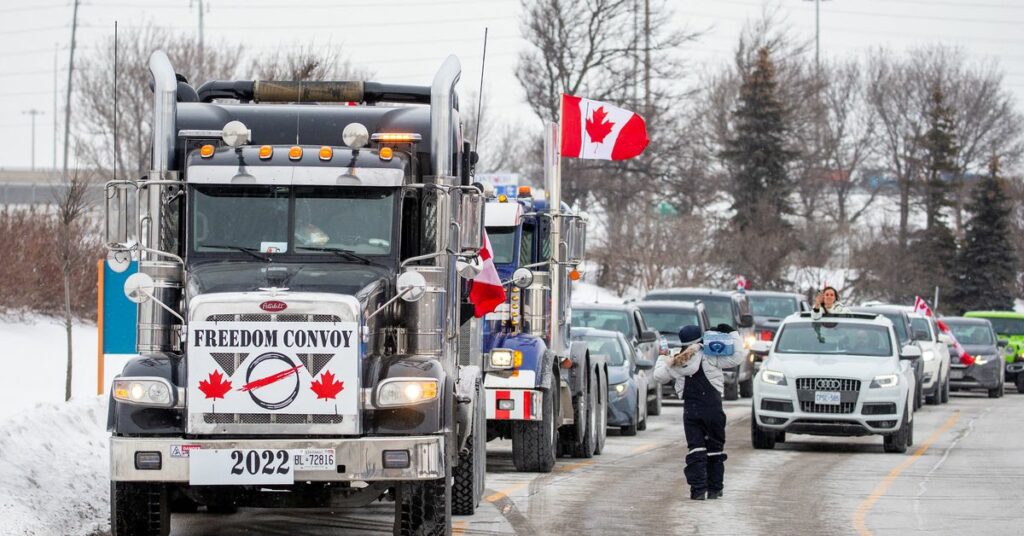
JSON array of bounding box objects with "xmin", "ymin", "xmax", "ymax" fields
[
  {"xmin": 950, "ymin": 368, "xmax": 964, "ymax": 380},
  {"xmin": 814, "ymin": 391, "xmax": 841, "ymax": 405},
  {"xmin": 292, "ymin": 448, "xmax": 336, "ymax": 470},
  {"xmin": 190, "ymin": 448, "xmax": 294, "ymax": 485}
]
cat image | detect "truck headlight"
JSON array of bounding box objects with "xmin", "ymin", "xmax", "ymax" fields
[
  {"xmin": 870, "ymin": 374, "xmax": 899, "ymax": 388},
  {"xmin": 922, "ymin": 350, "xmax": 935, "ymax": 362},
  {"xmin": 112, "ymin": 377, "xmax": 175, "ymax": 408},
  {"xmin": 377, "ymin": 378, "xmax": 439, "ymax": 407},
  {"xmin": 761, "ymin": 369, "xmax": 787, "ymax": 385},
  {"xmin": 489, "ymin": 349, "xmax": 522, "ymax": 370}
]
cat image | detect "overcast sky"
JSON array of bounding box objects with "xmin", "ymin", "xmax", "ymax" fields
[{"xmin": 1, "ymin": 0, "xmax": 1023, "ymax": 171}]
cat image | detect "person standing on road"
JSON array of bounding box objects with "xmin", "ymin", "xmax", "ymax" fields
[
  {"xmin": 811, "ymin": 286, "xmax": 849, "ymax": 320},
  {"xmin": 653, "ymin": 324, "xmax": 743, "ymax": 500}
]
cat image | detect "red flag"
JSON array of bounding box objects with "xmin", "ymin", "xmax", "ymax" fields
[
  {"xmin": 914, "ymin": 296, "xmax": 975, "ymax": 365},
  {"xmin": 468, "ymin": 231, "xmax": 507, "ymax": 317},
  {"xmin": 560, "ymin": 94, "xmax": 649, "ymax": 160}
]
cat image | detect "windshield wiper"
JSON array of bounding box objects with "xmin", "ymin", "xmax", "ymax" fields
[
  {"xmin": 295, "ymin": 246, "xmax": 374, "ymax": 265},
  {"xmin": 197, "ymin": 243, "xmax": 271, "ymax": 262}
]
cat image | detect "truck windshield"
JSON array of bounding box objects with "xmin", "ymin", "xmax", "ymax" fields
[
  {"xmin": 192, "ymin": 185, "xmax": 396, "ymax": 257},
  {"xmin": 488, "ymin": 227, "xmax": 517, "ymax": 265},
  {"xmin": 749, "ymin": 296, "xmax": 798, "ymax": 318},
  {"xmin": 775, "ymin": 323, "xmax": 893, "ymax": 357}
]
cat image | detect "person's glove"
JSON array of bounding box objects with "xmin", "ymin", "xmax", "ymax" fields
[{"xmin": 715, "ymin": 323, "xmax": 736, "ymax": 334}]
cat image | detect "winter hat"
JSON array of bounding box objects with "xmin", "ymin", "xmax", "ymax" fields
[{"xmin": 678, "ymin": 325, "xmax": 702, "ymax": 346}]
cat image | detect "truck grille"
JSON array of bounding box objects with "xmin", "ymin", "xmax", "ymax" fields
[
  {"xmin": 796, "ymin": 377, "xmax": 860, "ymax": 414},
  {"xmin": 203, "ymin": 413, "xmax": 345, "ymax": 424},
  {"xmin": 206, "ymin": 313, "xmax": 342, "ymax": 322}
]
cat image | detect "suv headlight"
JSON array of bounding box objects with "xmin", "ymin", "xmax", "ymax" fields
[
  {"xmin": 376, "ymin": 378, "xmax": 439, "ymax": 407},
  {"xmin": 488, "ymin": 349, "xmax": 523, "ymax": 370},
  {"xmin": 870, "ymin": 374, "xmax": 899, "ymax": 388},
  {"xmin": 973, "ymin": 354, "xmax": 990, "ymax": 365},
  {"xmin": 761, "ymin": 369, "xmax": 787, "ymax": 385},
  {"xmin": 112, "ymin": 377, "xmax": 175, "ymax": 408}
]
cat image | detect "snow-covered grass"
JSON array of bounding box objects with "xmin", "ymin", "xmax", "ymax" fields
[
  {"xmin": 571, "ymin": 282, "xmax": 625, "ymax": 304},
  {"xmin": 0, "ymin": 318, "xmax": 109, "ymax": 536}
]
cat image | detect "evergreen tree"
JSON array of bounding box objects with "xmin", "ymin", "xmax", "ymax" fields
[
  {"xmin": 951, "ymin": 158, "xmax": 1018, "ymax": 313},
  {"xmin": 719, "ymin": 47, "xmax": 797, "ymax": 288}
]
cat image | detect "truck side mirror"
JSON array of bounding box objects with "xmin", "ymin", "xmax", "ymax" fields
[
  {"xmin": 566, "ymin": 217, "xmax": 587, "ymax": 264},
  {"xmin": 458, "ymin": 189, "xmax": 484, "ymax": 255},
  {"xmin": 511, "ymin": 267, "xmax": 534, "ymax": 289},
  {"xmin": 397, "ymin": 271, "xmax": 427, "ymax": 302},
  {"xmin": 105, "ymin": 180, "xmax": 138, "ymax": 273},
  {"xmin": 124, "ymin": 272, "xmax": 155, "ymax": 304}
]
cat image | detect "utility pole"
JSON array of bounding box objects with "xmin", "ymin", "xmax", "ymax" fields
[
  {"xmin": 643, "ymin": 0, "xmax": 651, "ymax": 115},
  {"xmin": 52, "ymin": 44, "xmax": 58, "ymax": 171},
  {"xmin": 803, "ymin": 0, "xmax": 833, "ymax": 71},
  {"xmin": 61, "ymin": 0, "xmax": 80, "ymax": 179},
  {"xmin": 23, "ymin": 109, "xmax": 44, "ymax": 171},
  {"xmin": 190, "ymin": 0, "xmax": 205, "ymax": 56}
]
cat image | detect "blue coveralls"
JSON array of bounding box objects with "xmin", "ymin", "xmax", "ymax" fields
[{"xmin": 682, "ymin": 357, "xmax": 727, "ymax": 496}]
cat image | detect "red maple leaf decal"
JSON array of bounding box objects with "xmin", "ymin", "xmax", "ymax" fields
[
  {"xmin": 585, "ymin": 106, "xmax": 615, "ymax": 143},
  {"xmin": 198, "ymin": 370, "xmax": 232, "ymax": 400},
  {"xmin": 310, "ymin": 370, "xmax": 344, "ymax": 400}
]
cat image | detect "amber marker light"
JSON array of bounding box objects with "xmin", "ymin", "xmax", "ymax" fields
[
  {"xmin": 319, "ymin": 146, "xmax": 333, "ymax": 161},
  {"xmin": 289, "ymin": 146, "xmax": 303, "ymax": 160},
  {"xmin": 258, "ymin": 145, "xmax": 273, "ymax": 159},
  {"xmin": 199, "ymin": 144, "xmax": 215, "ymax": 158},
  {"xmin": 379, "ymin": 146, "xmax": 394, "ymax": 161}
]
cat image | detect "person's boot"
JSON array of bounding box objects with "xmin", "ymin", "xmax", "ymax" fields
[
  {"xmin": 690, "ymin": 490, "xmax": 706, "ymax": 501},
  {"xmin": 707, "ymin": 490, "xmax": 723, "ymax": 500}
]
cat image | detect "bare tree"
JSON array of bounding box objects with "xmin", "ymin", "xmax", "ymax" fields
[{"xmin": 248, "ymin": 42, "xmax": 369, "ymax": 82}]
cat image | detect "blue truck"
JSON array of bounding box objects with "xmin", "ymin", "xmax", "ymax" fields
[{"xmin": 478, "ymin": 123, "xmax": 608, "ymax": 472}]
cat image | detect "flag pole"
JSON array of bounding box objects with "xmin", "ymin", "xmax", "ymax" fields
[{"xmin": 546, "ymin": 99, "xmax": 564, "ymax": 355}]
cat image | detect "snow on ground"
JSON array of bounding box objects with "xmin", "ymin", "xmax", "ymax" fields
[
  {"xmin": 571, "ymin": 282, "xmax": 624, "ymax": 304},
  {"xmin": 0, "ymin": 318, "xmax": 110, "ymax": 536}
]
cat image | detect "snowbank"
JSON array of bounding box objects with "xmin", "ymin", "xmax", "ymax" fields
[
  {"xmin": 572, "ymin": 282, "xmax": 624, "ymax": 304},
  {"xmin": 0, "ymin": 396, "xmax": 109, "ymax": 536}
]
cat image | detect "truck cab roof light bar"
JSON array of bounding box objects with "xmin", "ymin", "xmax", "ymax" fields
[{"xmin": 195, "ymin": 80, "xmax": 432, "ymax": 105}]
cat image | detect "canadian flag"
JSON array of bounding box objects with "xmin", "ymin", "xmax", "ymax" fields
[
  {"xmin": 560, "ymin": 94, "xmax": 649, "ymax": 160},
  {"xmin": 914, "ymin": 296, "xmax": 975, "ymax": 366},
  {"xmin": 468, "ymin": 231, "xmax": 507, "ymax": 318}
]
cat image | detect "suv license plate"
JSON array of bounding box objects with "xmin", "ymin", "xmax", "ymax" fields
[
  {"xmin": 814, "ymin": 391, "xmax": 841, "ymax": 405},
  {"xmin": 949, "ymin": 368, "xmax": 964, "ymax": 380},
  {"xmin": 190, "ymin": 449, "xmax": 294, "ymax": 486}
]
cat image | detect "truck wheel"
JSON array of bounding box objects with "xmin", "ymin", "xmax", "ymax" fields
[
  {"xmin": 452, "ymin": 381, "xmax": 486, "ymax": 515},
  {"xmin": 883, "ymin": 407, "xmax": 910, "ymax": 454},
  {"xmin": 110, "ymin": 482, "xmax": 169, "ymax": 536},
  {"xmin": 594, "ymin": 369, "xmax": 608, "ymax": 455},
  {"xmin": 750, "ymin": 411, "xmax": 776, "ymax": 450},
  {"xmin": 739, "ymin": 377, "xmax": 754, "ymax": 398},
  {"xmin": 395, "ymin": 473, "xmax": 451, "ymax": 536},
  {"xmin": 648, "ymin": 385, "xmax": 662, "ymax": 416},
  {"xmin": 511, "ymin": 376, "xmax": 557, "ymax": 472},
  {"xmin": 567, "ymin": 367, "xmax": 598, "ymax": 458},
  {"xmin": 724, "ymin": 380, "xmax": 739, "ymax": 401}
]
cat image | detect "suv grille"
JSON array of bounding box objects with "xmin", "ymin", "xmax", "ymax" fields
[{"xmin": 796, "ymin": 377, "xmax": 861, "ymax": 414}]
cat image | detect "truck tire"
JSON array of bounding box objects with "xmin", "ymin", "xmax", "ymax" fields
[
  {"xmin": 452, "ymin": 381, "xmax": 486, "ymax": 516},
  {"xmin": 724, "ymin": 379, "xmax": 739, "ymax": 401},
  {"xmin": 110, "ymin": 482, "xmax": 169, "ymax": 536},
  {"xmin": 567, "ymin": 367, "xmax": 598, "ymax": 458},
  {"xmin": 739, "ymin": 377, "xmax": 754, "ymax": 398},
  {"xmin": 648, "ymin": 385, "xmax": 662, "ymax": 416},
  {"xmin": 395, "ymin": 473, "xmax": 451, "ymax": 536},
  {"xmin": 750, "ymin": 411, "xmax": 776, "ymax": 450},
  {"xmin": 511, "ymin": 376, "xmax": 557, "ymax": 472},
  {"xmin": 594, "ymin": 369, "xmax": 608, "ymax": 455},
  {"xmin": 883, "ymin": 407, "xmax": 910, "ymax": 454}
]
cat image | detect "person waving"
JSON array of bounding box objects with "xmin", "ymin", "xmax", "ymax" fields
[{"xmin": 811, "ymin": 286, "xmax": 849, "ymax": 320}]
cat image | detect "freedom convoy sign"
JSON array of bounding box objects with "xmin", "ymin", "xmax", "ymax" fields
[{"xmin": 187, "ymin": 321, "xmax": 359, "ymax": 418}]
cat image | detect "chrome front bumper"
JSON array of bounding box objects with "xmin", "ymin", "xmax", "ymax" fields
[{"xmin": 110, "ymin": 435, "xmax": 445, "ymax": 483}]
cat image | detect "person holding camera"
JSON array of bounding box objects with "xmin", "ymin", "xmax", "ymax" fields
[
  {"xmin": 811, "ymin": 286, "xmax": 849, "ymax": 320},
  {"xmin": 653, "ymin": 323, "xmax": 743, "ymax": 500}
]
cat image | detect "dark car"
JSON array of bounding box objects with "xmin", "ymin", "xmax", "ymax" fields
[
  {"xmin": 642, "ymin": 288, "xmax": 756, "ymax": 400},
  {"xmin": 942, "ymin": 317, "xmax": 1006, "ymax": 398},
  {"xmin": 570, "ymin": 327, "xmax": 654, "ymax": 436},
  {"xmin": 746, "ymin": 291, "xmax": 810, "ymax": 369},
  {"xmin": 635, "ymin": 300, "xmax": 711, "ymax": 399},
  {"xmin": 850, "ymin": 305, "xmax": 926, "ymax": 410},
  {"xmin": 572, "ymin": 303, "xmax": 663, "ymax": 415}
]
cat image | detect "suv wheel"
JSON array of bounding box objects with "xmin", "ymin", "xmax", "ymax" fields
[
  {"xmin": 1015, "ymin": 373, "xmax": 1024, "ymax": 394},
  {"xmin": 750, "ymin": 407, "xmax": 776, "ymax": 450},
  {"xmin": 739, "ymin": 377, "xmax": 754, "ymax": 398},
  {"xmin": 940, "ymin": 372, "xmax": 950, "ymax": 404},
  {"xmin": 648, "ymin": 386, "xmax": 663, "ymax": 416},
  {"xmin": 883, "ymin": 407, "xmax": 910, "ymax": 454},
  {"xmin": 723, "ymin": 380, "xmax": 739, "ymax": 401}
]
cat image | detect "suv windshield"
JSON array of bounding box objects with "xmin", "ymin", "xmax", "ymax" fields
[
  {"xmin": 981, "ymin": 317, "xmax": 1024, "ymax": 336},
  {"xmin": 192, "ymin": 185, "xmax": 396, "ymax": 257},
  {"xmin": 911, "ymin": 317, "xmax": 934, "ymax": 341},
  {"xmin": 639, "ymin": 308, "xmax": 698, "ymax": 336},
  {"xmin": 749, "ymin": 296, "xmax": 798, "ymax": 318},
  {"xmin": 947, "ymin": 323, "xmax": 994, "ymax": 345},
  {"xmin": 574, "ymin": 335, "xmax": 627, "ymax": 367},
  {"xmin": 775, "ymin": 322, "xmax": 893, "ymax": 357},
  {"xmin": 572, "ymin": 310, "xmax": 632, "ymax": 337}
]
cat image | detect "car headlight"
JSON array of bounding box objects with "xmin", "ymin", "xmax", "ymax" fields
[
  {"xmin": 376, "ymin": 378, "xmax": 439, "ymax": 407},
  {"xmin": 973, "ymin": 354, "xmax": 990, "ymax": 365},
  {"xmin": 112, "ymin": 377, "xmax": 175, "ymax": 408},
  {"xmin": 922, "ymin": 350, "xmax": 935, "ymax": 362},
  {"xmin": 744, "ymin": 335, "xmax": 756, "ymax": 349},
  {"xmin": 761, "ymin": 369, "xmax": 787, "ymax": 385},
  {"xmin": 611, "ymin": 382, "xmax": 627, "ymax": 395},
  {"xmin": 870, "ymin": 374, "xmax": 899, "ymax": 388},
  {"xmin": 488, "ymin": 349, "xmax": 523, "ymax": 370}
]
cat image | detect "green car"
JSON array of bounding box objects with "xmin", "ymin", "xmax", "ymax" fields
[{"xmin": 964, "ymin": 311, "xmax": 1024, "ymax": 392}]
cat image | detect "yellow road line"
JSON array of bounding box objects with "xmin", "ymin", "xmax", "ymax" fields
[
  {"xmin": 453, "ymin": 520, "xmax": 467, "ymax": 535},
  {"xmin": 630, "ymin": 442, "xmax": 659, "ymax": 455},
  {"xmin": 484, "ymin": 459, "xmax": 596, "ymax": 504},
  {"xmin": 852, "ymin": 411, "xmax": 961, "ymax": 536}
]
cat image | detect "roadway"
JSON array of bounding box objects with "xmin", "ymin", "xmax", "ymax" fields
[{"xmin": 171, "ymin": 389, "xmax": 1024, "ymax": 535}]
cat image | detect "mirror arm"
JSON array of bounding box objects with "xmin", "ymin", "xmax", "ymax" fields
[
  {"xmin": 367, "ymin": 287, "xmax": 413, "ymax": 322},
  {"xmin": 140, "ymin": 288, "xmax": 185, "ymax": 324},
  {"xmin": 401, "ymin": 251, "xmax": 445, "ymax": 268},
  {"xmin": 140, "ymin": 246, "xmax": 184, "ymax": 266}
]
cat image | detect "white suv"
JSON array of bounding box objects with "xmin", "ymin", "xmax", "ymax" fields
[
  {"xmin": 909, "ymin": 313, "xmax": 952, "ymax": 405},
  {"xmin": 751, "ymin": 312, "xmax": 920, "ymax": 453}
]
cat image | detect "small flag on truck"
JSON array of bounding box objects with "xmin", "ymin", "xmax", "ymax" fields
[
  {"xmin": 560, "ymin": 94, "xmax": 649, "ymax": 160},
  {"xmin": 469, "ymin": 231, "xmax": 507, "ymax": 317}
]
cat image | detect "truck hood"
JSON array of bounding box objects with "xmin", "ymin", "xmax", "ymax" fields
[
  {"xmin": 187, "ymin": 260, "xmax": 392, "ymax": 300},
  {"xmin": 767, "ymin": 352, "xmax": 897, "ymax": 380}
]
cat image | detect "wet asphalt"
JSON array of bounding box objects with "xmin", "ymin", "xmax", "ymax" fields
[{"xmin": 171, "ymin": 389, "xmax": 1024, "ymax": 536}]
